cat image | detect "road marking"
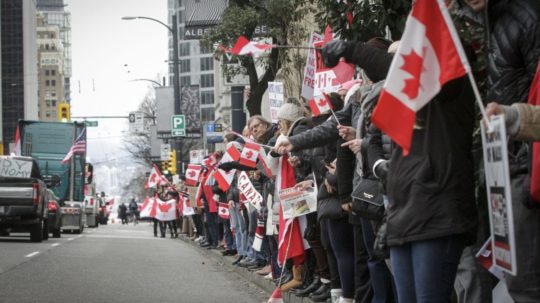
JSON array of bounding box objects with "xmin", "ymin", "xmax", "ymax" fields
[
  {"xmin": 51, "ymin": 243, "xmax": 60, "ymax": 247},
  {"xmin": 26, "ymin": 251, "xmax": 40, "ymax": 258},
  {"xmin": 67, "ymin": 238, "xmax": 74, "ymax": 241},
  {"xmin": 77, "ymin": 235, "xmax": 83, "ymax": 238}
]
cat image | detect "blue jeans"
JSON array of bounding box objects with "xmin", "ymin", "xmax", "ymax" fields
[
  {"xmin": 390, "ymin": 236, "xmax": 465, "ymax": 303},
  {"xmin": 361, "ymin": 219, "xmax": 396, "ymax": 303},
  {"xmin": 223, "ymin": 218, "xmax": 235, "ymax": 250},
  {"xmin": 230, "ymin": 204, "xmax": 248, "ymax": 256}
]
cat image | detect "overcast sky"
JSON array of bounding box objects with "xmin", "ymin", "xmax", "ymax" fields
[{"xmin": 65, "ymin": 0, "xmax": 167, "ymax": 163}]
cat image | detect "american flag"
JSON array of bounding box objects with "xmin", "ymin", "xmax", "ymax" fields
[{"xmin": 61, "ymin": 129, "xmax": 86, "ymax": 164}]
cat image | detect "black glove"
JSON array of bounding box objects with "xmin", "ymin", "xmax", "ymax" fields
[
  {"xmin": 374, "ymin": 160, "xmax": 389, "ymax": 182},
  {"xmin": 321, "ymin": 40, "xmax": 354, "ymax": 67},
  {"xmin": 218, "ymin": 161, "xmax": 237, "ymax": 171}
]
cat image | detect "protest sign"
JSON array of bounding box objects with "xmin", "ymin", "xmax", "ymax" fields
[
  {"xmin": 301, "ymin": 32, "xmax": 324, "ymax": 101},
  {"xmin": 481, "ymin": 115, "xmax": 517, "ymax": 276},
  {"xmin": 268, "ymin": 82, "xmax": 284, "ymax": 123},
  {"xmin": 278, "ymin": 186, "xmax": 317, "ymax": 219},
  {"xmin": 237, "ymin": 172, "xmax": 263, "ymax": 210}
]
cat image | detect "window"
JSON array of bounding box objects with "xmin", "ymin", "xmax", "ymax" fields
[
  {"xmin": 46, "ymin": 100, "xmax": 51, "ymax": 107},
  {"xmin": 45, "ymin": 70, "xmax": 50, "ymax": 76},
  {"xmin": 51, "ymin": 100, "xmax": 57, "ymax": 107},
  {"xmin": 51, "ymin": 70, "xmax": 56, "ymax": 76},
  {"xmin": 201, "ymin": 108, "xmax": 215, "ymax": 121},
  {"xmin": 180, "ymin": 59, "xmax": 190, "ymax": 73},
  {"xmin": 51, "ymin": 80, "xmax": 56, "ymax": 86},
  {"xmin": 200, "ymin": 57, "xmax": 213, "ymax": 71},
  {"xmin": 180, "ymin": 76, "xmax": 191, "ymax": 86},
  {"xmin": 200, "ymin": 44, "xmax": 212, "ymax": 54},
  {"xmin": 45, "ymin": 80, "xmax": 50, "ymax": 86},
  {"xmin": 180, "ymin": 43, "xmax": 190, "ymax": 56},
  {"xmin": 200, "ymin": 74, "xmax": 214, "ymax": 88},
  {"xmin": 201, "ymin": 91, "xmax": 214, "ymax": 105}
]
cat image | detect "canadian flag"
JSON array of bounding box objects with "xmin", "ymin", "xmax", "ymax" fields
[
  {"xmin": 155, "ymin": 198, "xmax": 177, "ymax": 221},
  {"xmin": 267, "ymin": 287, "xmax": 284, "ymax": 303},
  {"xmin": 371, "ymin": 0, "xmax": 470, "ymax": 155},
  {"xmin": 476, "ymin": 237, "xmax": 504, "ymax": 280},
  {"xmin": 13, "ymin": 125, "xmax": 21, "ymax": 156},
  {"xmin": 203, "ymin": 153, "xmax": 218, "ymax": 168},
  {"xmin": 214, "ymin": 145, "xmax": 241, "ymax": 192},
  {"xmin": 309, "ymin": 93, "xmax": 333, "ymax": 116},
  {"xmin": 257, "ymin": 146, "xmax": 274, "ymax": 178},
  {"xmin": 231, "ymin": 36, "xmax": 273, "ymax": 56},
  {"xmin": 146, "ymin": 164, "xmax": 169, "ymax": 189},
  {"xmin": 139, "ymin": 196, "xmax": 157, "ymax": 218},
  {"xmin": 239, "ymin": 142, "xmax": 260, "ymax": 168},
  {"xmin": 185, "ymin": 164, "xmax": 201, "ymax": 186},
  {"xmin": 218, "ymin": 203, "xmax": 230, "ymax": 219},
  {"xmin": 252, "ymin": 220, "xmax": 265, "ymax": 252}
]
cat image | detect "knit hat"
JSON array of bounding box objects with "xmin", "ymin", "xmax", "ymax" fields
[{"xmin": 277, "ymin": 103, "xmax": 304, "ymax": 122}]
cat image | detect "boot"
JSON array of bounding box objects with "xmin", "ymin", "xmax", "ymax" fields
[
  {"xmin": 296, "ymin": 277, "xmax": 321, "ymax": 297},
  {"xmin": 280, "ymin": 264, "xmax": 304, "ymax": 292}
]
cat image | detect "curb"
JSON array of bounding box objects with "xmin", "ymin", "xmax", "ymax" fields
[{"xmin": 178, "ymin": 234, "xmax": 315, "ymax": 303}]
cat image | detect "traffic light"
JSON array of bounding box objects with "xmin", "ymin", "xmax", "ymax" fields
[
  {"xmin": 58, "ymin": 103, "xmax": 70, "ymax": 122},
  {"xmin": 168, "ymin": 149, "xmax": 177, "ymax": 175},
  {"xmin": 161, "ymin": 161, "xmax": 169, "ymax": 174}
]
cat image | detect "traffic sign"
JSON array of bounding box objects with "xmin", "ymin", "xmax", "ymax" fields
[
  {"xmin": 85, "ymin": 121, "xmax": 98, "ymax": 127},
  {"xmin": 129, "ymin": 112, "xmax": 145, "ymax": 133},
  {"xmin": 205, "ymin": 123, "xmax": 224, "ymax": 143},
  {"xmin": 160, "ymin": 144, "xmax": 171, "ymax": 161},
  {"xmin": 171, "ymin": 115, "xmax": 186, "ymax": 137}
]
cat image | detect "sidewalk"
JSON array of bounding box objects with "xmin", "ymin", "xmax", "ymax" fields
[{"xmin": 178, "ymin": 234, "xmax": 315, "ymax": 303}]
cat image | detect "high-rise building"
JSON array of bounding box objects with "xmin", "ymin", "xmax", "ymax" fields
[
  {"xmin": 168, "ymin": 0, "xmax": 227, "ymax": 124},
  {"xmin": 36, "ymin": 0, "xmax": 71, "ymax": 104},
  {"xmin": 1, "ymin": 0, "xmax": 39, "ymax": 154},
  {"xmin": 36, "ymin": 14, "xmax": 65, "ymax": 122}
]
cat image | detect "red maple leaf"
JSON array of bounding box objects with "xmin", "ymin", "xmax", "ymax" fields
[
  {"xmin": 220, "ymin": 208, "xmax": 227, "ymax": 214},
  {"xmin": 188, "ymin": 170, "xmax": 196, "ymax": 178},
  {"xmin": 149, "ymin": 174, "xmax": 156, "ymax": 182},
  {"xmin": 400, "ymin": 49, "xmax": 426, "ymax": 100},
  {"xmin": 245, "ymin": 150, "xmax": 254, "ymax": 159},
  {"xmin": 317, "ymin": 98, "xmax": 327, "ymax": 107},
  {"xmin": 158, "ymin": 202, "xmax": 172, "ymax": 213}
]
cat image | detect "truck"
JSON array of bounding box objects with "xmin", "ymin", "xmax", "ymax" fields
[
  {"xmin": 83, "ymin": 163, "xmax": 99, "ymax": 228},
  {"xmin": 0, "ymin": 156, "xmax": 53, "ymax": 242},
  {"xmin": 18, "ymin": 120, "xmax": 87, "ymax": 234}
]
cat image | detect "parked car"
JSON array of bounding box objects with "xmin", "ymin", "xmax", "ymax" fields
[{"xmin": 46, "ymin": 189, "xmax": 62, "ymax": 238}]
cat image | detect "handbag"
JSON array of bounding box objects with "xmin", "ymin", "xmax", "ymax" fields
[
  {"xmin": 317, "ymin": 196, "xmax": 346, "ymax": 221},
  {"xmin": 351, "ymin": 178, "xmax": 384, "ymax": 221}
]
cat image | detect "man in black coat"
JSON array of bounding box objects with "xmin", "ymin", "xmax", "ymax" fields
[{"xmin": 463, "ymin": 0, "xmax": 540, "ymax": 301}]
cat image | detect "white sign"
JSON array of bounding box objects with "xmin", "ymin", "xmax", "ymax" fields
[
  {"xmin": 237, "ymin": 171, "xmax": 263, "ymax": 211},
  {"xmin": 129, "ymin": 112, "xmax": 145, "ymax": 133},
  {"xmin": 481, "ymin": 115, "xmax": 516, "ymax": 276},
  {"xmin": 268, "ymin": 82, "xmax": 284, "ymax": 123},
  {"xmin": 278, "ymin": 186, "xmax": 317, "ymax": 219},
  {"xmin": 160, "ymin": 144, "xmax": 171, "ymax": 161},
  {"xmin": 0, "ymin": 156, "xmax": 33, "ymax": 179},
  {"xmin": 301, "ymin": 32, "xmax": 324, "ymax": 101},
  {"xmin": 189, "ymin": 149, "xmax": 207, "ymax": 164}
]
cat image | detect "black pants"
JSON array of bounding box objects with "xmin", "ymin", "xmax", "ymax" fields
[
  {"xmin": 320, "ymin": 218, "xmax": 341, "ymax": 288},
  {"xmin": 153, "ymin": 218, "xmax": 164, "ymax": 237},
  {"xmin": 163, "ymin": 220, "xmax": 177, "ymax": 237}
]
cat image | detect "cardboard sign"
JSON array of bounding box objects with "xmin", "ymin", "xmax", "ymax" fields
[
  {"xmin": 481, "ymin": 115, "xmax": 517, "ymax": 276},
  {"xmin": 301, "ymin": 32, "xmax": 324, "ymax": 101},
  {"xmin": 237, "ymin": 171, "xmax": 263, "ymax": 210},
  {"xmin": 268, "ymin": 82, "xmax": 284, "ymax": 123},
  {"xmin": 0, "ymin": 156, "xmax": 33, "ymax": 179}
]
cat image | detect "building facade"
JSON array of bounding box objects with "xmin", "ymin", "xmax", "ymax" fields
[
  {"xmin": 1, "ymin": 0, "xmax": 39, "ymax": 154},
  {"xmin": 36, "ymin": 14, "xmax": 65, "ymax": 122}
]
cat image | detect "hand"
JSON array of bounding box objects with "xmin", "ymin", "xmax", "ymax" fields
[
  {"xmin": 288, "ymin": 156, "xmax": 301, "ymax": 167},
  {"xmin": 341, "ymin": 202, "xmax": 352, "ymax": 213},
  {"xmin": 325, "ymin": 162, "xmax": 336, "ymax": 175},
  {"xmin": 337, "ymin": 125, "xmax": 356, "ymax": 141},
  {"xmin": 324, "ymin": 179, "xmax": 336, "ymax": 194},
  {"xmin": 486, "ymin": 102, "xmax": 505, "ymax": 118},
  {"xmin": 274, "ymin": 137, "xmax": 294, "ymax": 155},
  {"xmin": 341, "ymin": 139, "xmax": 362, "ymax": 154},
  {"xmin": 321, "ymin": 40, "xmax": 347, "ymax": 68},
  {"xmin": 295, "ymin": 180, "xmax": 314, "ymax": 190}
]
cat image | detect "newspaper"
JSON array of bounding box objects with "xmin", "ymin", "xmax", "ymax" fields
[{"xmin": 278, "ymin": 186, "xmax": 317, "ymax": 219}]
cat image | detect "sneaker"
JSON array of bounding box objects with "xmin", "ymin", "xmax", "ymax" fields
[
  {"xmin": 231, "ymin": 255, "xmax": 244, "ymax": 266},
  {"xmin": 263, "ymin": 272, "xmax": 273, "ymax": 280}
]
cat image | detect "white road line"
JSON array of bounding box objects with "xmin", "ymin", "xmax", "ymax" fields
[
  {"xmin": 67, "ymin": 238, "xmax": 74, "ymax": 241},
  {"xmin": 51, "ymin": 243, "xmax": 60, "ymax": 247},
  {"xmin": 26, "ymin": 251, "xmax": 40, "ymax": 258},
  {"xmin": 77, "ymin": 235, "xmax": 83, "ymax": 238}
]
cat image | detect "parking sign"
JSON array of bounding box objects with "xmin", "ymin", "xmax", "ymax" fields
[{"xmin": 171, "ymin": 115, "xmax": 186, "ymax": 137}]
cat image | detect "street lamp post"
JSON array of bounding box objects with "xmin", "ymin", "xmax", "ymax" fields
[{"xmin": 122, "ymin": 14, "xmax": 182, "ymax": 173}]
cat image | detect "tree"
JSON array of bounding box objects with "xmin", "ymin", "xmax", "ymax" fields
[
  {"xmin": 203, "ymin": 0, "xmax": 312, "ymax": 115},
  {"xmin": 122, "ymin": 89, "xmax": 156, "ymax": 166}
]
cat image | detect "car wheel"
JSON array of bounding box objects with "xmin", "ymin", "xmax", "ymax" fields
[{"xmin": 30, "ymin": 221, "xmax": 43, "ymax": 242}]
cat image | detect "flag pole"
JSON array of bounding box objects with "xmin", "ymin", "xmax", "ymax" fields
[
  {"xmin": 330, "ymin": 108, "xmax": 341, "ymax": 126},
  {"xmin": 466, "ymin": 71, "xmax": 492, "ymax": 131},
  {"xmin": 272, "ymin": 45, "xmax": 319, "ymax": 50}
]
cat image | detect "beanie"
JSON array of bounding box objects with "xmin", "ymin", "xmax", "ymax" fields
[{"xmin": 277, "ymin": 103, "xmax": 304, "ymax": 122}]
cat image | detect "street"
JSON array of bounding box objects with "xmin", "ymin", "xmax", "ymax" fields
[{"xmin": 0, "ymin": 223, "xmax": 268, "ymax": 303}]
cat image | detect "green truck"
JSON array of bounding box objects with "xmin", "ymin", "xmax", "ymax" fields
[{"xmin": 19, "ymin": 120, "xmax": 87, "ymax": 233}]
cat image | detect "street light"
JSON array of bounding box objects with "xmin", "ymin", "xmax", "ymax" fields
[
  {"xmin": 122, "ymin": 14, "xmax": 182, "ymax": 173},
  {"xmin": 129, "ymin": 79, "xmax": 163, "ymax": 87}
]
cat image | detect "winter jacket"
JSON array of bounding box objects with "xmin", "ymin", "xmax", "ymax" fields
[
  {"xmin": 515, "ymin": 103, "xmax": 540, "ymax": 141},
  {"xmin": 485, "ymin": 0, "xmax": 540, "ymax": 105},
  {"xmin": 385, "ymin": 76, "xmax": 477, "ymax": 246}
]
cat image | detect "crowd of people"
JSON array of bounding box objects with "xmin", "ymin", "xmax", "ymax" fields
[{"xmin": 149, "ymin": 1, "xmax": 539, "ymax": 303}]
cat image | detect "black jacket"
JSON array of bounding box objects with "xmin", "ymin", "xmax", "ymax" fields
[
  {"xmin": 385, "ymin": 77, "xmax": 477, "ymax": 246},
  {"xmin": 485, "ymin": 0, "xmax": 540, "ymax": 105}
]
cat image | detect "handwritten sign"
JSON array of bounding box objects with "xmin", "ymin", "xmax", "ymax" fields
[
  {"xmin": 0, "ymin": 156, "xmax": 33, "ymax": 179},
  {"xmin": 237, "ymin": 171, "xmax": 263, "ymax": 210},
  {"xmin": 301, "ymin": 32, "xmax": 324, "ymax": 100},
  {"xmin": 268, "ymin": 82, "xmax": 284, "ymax": 124}
]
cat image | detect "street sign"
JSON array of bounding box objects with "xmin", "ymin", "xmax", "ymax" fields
[
  {"xmin": 205, "ymin": 123, "xmax": 224, "ymax": 143},
  {"xmin": 160, "ymin": 144, "xmax": 171, "ymax": 161},
  {"xmin": 171, "ymin": 115, "xmax": 186, "ymax": 137},
  {"xmin": 129, "ymin": 112, "xmax": 145, "ymax": 133},
  {"xmin": 84, "ymin": 121, "xmax": 98, "ymax": 127}
]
